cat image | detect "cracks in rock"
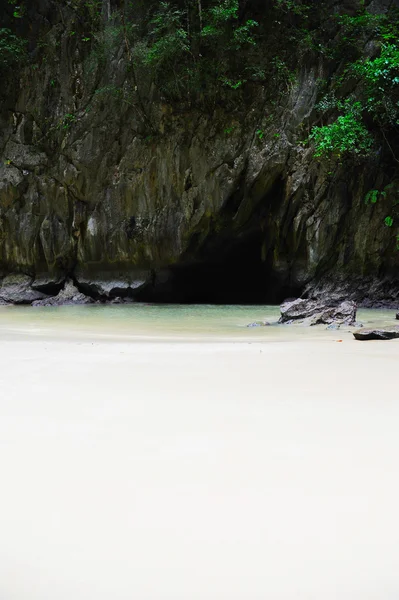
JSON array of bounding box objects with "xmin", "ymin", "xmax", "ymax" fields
[{"xmin": 220, "ymin": 159, "xmax": 248, "ymax": 218}]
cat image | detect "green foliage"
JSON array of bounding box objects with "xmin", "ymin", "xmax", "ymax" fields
[
  {"xmin": 384, "ymin": 215, "xmax": 394, "ymax": 227},
  {"xmin": 364, "ymin": 189, "xmax": 385, "ymax": 205},
  {"xmin": 141, "ymin": 2, "xmax": 189, "ymax": 69},
  {"xmin": 224, "ymin": 126, "xmax": 235, "ymax": 135},
  {"xmin": 352, "ymin": 44, "xmax": 399, "ymax": 125},
  {"xmin": 7, "ymin": 0, "xmax": 26, "ymax": 19},
  {"xmin": 309, "ymin": 105, "xmax": 373, "ymax": 159},
  {"xmin": 0, "ymin": 28, "xmax": 26, "ymax": 71},
  {"xmin": 201, "ymin": 0, "xmax": 258, "ymax": 47},
  {"xmin": 206, "ymin": 0, "xmax": 238, "ymax": 25},
  {"xmin": 355, "ymin": 44, "xmax": 399, "ymax": 86},
  {"xmin": 271, "ymin": 57, "xmax": 295, "ymax": 86},
  {"xmin": 232, "ymin": 20, "xmax": 258, "ymax": 48},
  {"xmin": 219, "ymin": 76, "xmax": 244, "ymax": 89},
  {"xmin": 338, "ymin": 10, "xmax": 399, "ymax": 44},
  {"xmin": 363, "ymin": 184, "xmax": 399, "ymax": 248},
  {"xmin": 310, "ymin": 8, "xmax": 399, "ymax": 160},
  {"xmin": 274, "ymin": 0, "xmax": 310, "ymax": 17},
  {"xmin": 315, "ymin": 92, "xmax": 338, "ymax": 113},
  {"xmin": 131, "ymin": 0, "xmax": 260, "ymax": 100},
  {"xmin": 69, "ymin": 0, "xmax": 102, "ymax": 23},
  {"xmin": 57, "ymin": 113, "xmax": 77, "ymax": 131}
]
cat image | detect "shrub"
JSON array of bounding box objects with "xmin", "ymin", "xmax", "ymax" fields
[
  {"xmin": 0, "ymin": 28, "xmax": 26, "ymax": 71},
  {"xmin": 352, "ymin": 43, "xmax": 399, "ymax": 125},
  {"xmin": 309, "ymin": 106, "xmax": 373, "ymax": 159}
]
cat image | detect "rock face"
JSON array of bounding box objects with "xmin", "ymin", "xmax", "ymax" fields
[
  {"xmin": 32, "ymin": 280, "xmax": 93, "ymax": 307},
  {"xmin": 0, "ymin": 1, "xmax": 398, "ymax": 304},
  {"xmin": 353, "ymin": 327, "xmax": 399, "ymax": 341},
  {"xmin": 0, "ymin": 274, "xmax": 49, "ymax": 304},
  {"xmin": 279, "ymin": 298, "xmax": 357, "ymax": 326}
]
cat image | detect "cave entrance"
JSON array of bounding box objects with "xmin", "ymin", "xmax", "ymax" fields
[{"xmin": 142, "ymin": 228, "xmax": 303, "ymax": 304}]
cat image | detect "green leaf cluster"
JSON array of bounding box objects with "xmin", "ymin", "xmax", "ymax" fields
[
  {"xmin": 0, "ymin": 28, "xmax": 26, "ymax": 72},
  {"xmin": 132, "ymin": 0, "xmax": 260, "ymax": 100},
  {"xmin": 309, "ymin": 106, "xmax": 373, "ymax": 159},
  {"xmin": 352, "ymin": 43, "xmax": 399, "ymax": 126},
  {"xmin": 308, "ymin": 7, "xmax": 399, "ymax": 160},
  {"xmin": 140, "ymin": 2, "xmax": 189, "ymax": 68}
]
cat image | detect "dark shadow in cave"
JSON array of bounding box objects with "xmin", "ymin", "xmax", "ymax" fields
[{"xmin": 138, "ymin": 229, "xmax": 303, "ymax": 305}]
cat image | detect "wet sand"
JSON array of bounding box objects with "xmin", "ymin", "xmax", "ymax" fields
[{"xmin": 0, "ymin": 305, "xmax": 398, "ymax": 599}]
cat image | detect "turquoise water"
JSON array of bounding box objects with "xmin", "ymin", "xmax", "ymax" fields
[{"xmin": 0, "ymin": 303, "xmax": 396, "ymax": 341}]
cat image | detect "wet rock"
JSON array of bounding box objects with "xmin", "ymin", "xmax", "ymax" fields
[
  {"xmin": 353, "ymin": 327, "xmax": 399, "ymax": 341},
  {"xmin": 279, "ymin": 298, "xmax": 324, "ymax": 323},
  {"xmin": 279, "ymin": 298, "xmax": 357, "ymax": 326},
  {"xmin": 396, "ymin": 313, "xmax": 399, "ymax": 320},
  {"xmin": 32, "ymin": 280, "xmax": 93, "ymax": 306},
  {"xmin": 305, "ymin": 277, "xmax": 399, "ymax": 309},
  {"xmin": 32, "ymin": 274, "xmax": 66, "ymax": 296},
  {"xmin": 0, "ymin": 274, "xmax": 49, "ymax": 304},
  {"xmin": 246, "ymin": 321, "xmax": 271, "ymax": 328},
  {"xmin": 74, "ymin": 269, "xmax": 151, "ymax": 300}
]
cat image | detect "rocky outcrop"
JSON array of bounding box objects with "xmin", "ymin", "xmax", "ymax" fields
[
  {"xmin": 0, "ymin": 1, "xmax": 398, "ymax": 304},
  {"xmin": 0, "ymin": 274, "xmax": 49, "ymax": 304},
  {"xmin": 279, "ymin": 298, "xmax": 357, "ymax": 326},
  {"xmin": 304, "ymin": 277, "xmax": 399, "ymax": 310},
  {"xmin": 32, "ymin": 280, "xmax": 93, "ymax": 306},
  {"xmin": 353, "ymin": 327, "xmax": 399, "ymax": 341}
]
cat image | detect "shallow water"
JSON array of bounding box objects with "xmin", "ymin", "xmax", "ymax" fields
[
  {"xmin": 0, "ymin": 304, "xmax": 399, "ymax": 600},
  {"xmin": 0, "ymin": 303, "xmax": 396, "ymax": 341}
]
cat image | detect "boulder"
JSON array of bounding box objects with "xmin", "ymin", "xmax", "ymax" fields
[
  {"xmin": 32, "ymin": 280, "xmax": 93, "ymax": 306},
  {"xmin": 74, "ymin": 267, "xmax": 151, "ymax": 299},
  {"xmin": 353, "ymin": 327, "xmax": 399, "ymax": 341},
  {"xmin": 396, "ymin": 313, "xmax": 399, "ymax": 320},
  {"xmin": 0, "ymin": 274, "xmax": 49, "ymax": 304},
  {"xmin": 279, "ymin": 298, "xmax": 357, "ymax": 326}
]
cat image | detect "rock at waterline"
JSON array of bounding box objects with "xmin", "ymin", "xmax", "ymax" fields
[
  {"xmin": 279, "ymin": 298, "xmax": 357, "ymax": 326},
  {"xmin": 32, "ymin": 280, "xmax": 93, "ymax": 306},
  {"xmin": 353, "ymin": 327, "xmax": 399, "ymax": 341},
  {"xmin": 396, "ymin": 313, "xmax": 399, "ymax": 320},
  {"xmin": 0, "ymin": 274, "xmax": 49, "ymax": 304},
  {"xmin": 110, "ymin": 297, "xmax": 135, "ymax": 304},
  {"xmin": 246, "ymin": 321, "xmax": 271, "ymax": 328}
]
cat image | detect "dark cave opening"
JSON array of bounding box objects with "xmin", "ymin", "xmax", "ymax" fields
[{"xmin": 140, "ymin": 229, "xmax": 303, "ymax": 305}]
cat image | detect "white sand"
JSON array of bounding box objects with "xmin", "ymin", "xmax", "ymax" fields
[{"xmin": 0, "ymin": 330, "xmax": 399, "ymax": 599}]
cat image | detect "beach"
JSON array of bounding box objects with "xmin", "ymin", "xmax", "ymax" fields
[{"xmin": 0, "ymin": 305, "xmax": 398, "ymax": 599}]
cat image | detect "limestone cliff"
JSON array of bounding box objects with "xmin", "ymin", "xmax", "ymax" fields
[{"xmin": 1, "ymin": 0, "xmax": 398, "ymax": 304}]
